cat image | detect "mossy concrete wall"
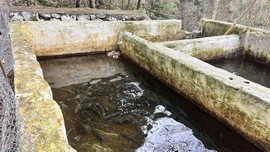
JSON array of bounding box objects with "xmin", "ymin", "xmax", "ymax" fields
[
  {"xmin": 200, "ymin": 19, "xmax": 270, "ymax": 65},
  {"xmin": 118, "ymin": 32, "xmax": 270, "ymax": 151},
  {"xmin": 157, "ymin": 35, "xmax": 241, "ymax": 61},
  {"xmin": 9, "ymin": 20, "xmax": 185, "ymax": 151},
  {"xmin": 11, "ymin": 20, "xmax": 185, "ymax": 57},
  {"xmin": 10, "ymin": 23, "xmax": 75, "ymax": 151},
  {"xmin": 242, "ymin": 31, "xmax": 270, "ymax": 65},
  {"xmin": 200, "ymin": 18, "xmax": 270, "ymax": 37}
]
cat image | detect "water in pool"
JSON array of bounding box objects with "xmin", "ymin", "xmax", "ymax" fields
[
  {"xmin": 208, "ymin": 55, "xmax": 270, "ymax": 88},
  {"xmin": 39, "ymin": 54, "xmax": 262, "ymax": 152}
]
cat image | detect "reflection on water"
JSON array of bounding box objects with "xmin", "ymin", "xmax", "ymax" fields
[
  {"xmin": 39, "ymin": 54, "xmax": 262, "ymax": 152},
  {"xmin": 208, "ymin": 56, "xmax": 270, "ymax": 88}
]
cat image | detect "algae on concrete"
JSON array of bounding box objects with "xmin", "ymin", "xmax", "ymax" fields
[
  {"xmin": 10, "ymin": 21, "xmax": 75, "ymax": 152},
  {"xmin": 119, "ymin": 31, "xmax": 270, "ymax": 151}
]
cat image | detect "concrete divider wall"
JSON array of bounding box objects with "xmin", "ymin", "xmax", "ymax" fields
[
  {"xmin": 157, "ymin": 35, "xmax": 241, "ymax": 61},
  {"xmin": 118, "ymin": 32, "xmax": 270, "ymax": 150},
  {"xmin": 11, "ymin": 20, "xmax": 186, "ymax": 57},
  {"xmin": 200, "ymin": 19, "xmax": 270, "ymax": 65},
  {"xmin": 242, "ymin": 31, "xmax": 270, "ymax": 65}
]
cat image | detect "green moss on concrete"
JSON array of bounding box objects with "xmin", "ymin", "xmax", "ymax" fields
[
  {"xmin": 191, "ymin": 48, "xmax": 225, "ymax": 60},
  {"xmin": 119, "ymin": 31, "xmax": 270, "ymax": 151}
]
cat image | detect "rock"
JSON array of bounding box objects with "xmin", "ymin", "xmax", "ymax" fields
[
  {"xmin": 92, "ymin": 19, "xmax": 103, "ymax": 21},
  {"xmin": 39, "ymin": 13, "xmax": 51, "ymax": 19},
  {"xmin": 96, "ymin": 13, "xmax": 106, "ymax": 19},
  {"xmin": 105, "ymin": 16, "xmax": 117, "ymax": 21},
  {"xmin": 70, "ymin": 15, "xmax": 77, "ymax": 21},
  {"xmin": 61, "ymin": 14, "xmax": 70, "ymax": 21},
  {"xmin": 21, "ymin": 11, "xmax": 31, "ymax": 21},
  {"xmin": 77, "ymin": 14, "xmax": 90, "ymax": 21},
  {"xmin": 10, "ymin": 13, "xmax": 23, "ymax": 21},
  {"xmin": 90, "ymin": 14, "xmax": 96, "ymax": 20},
  {"xmin": 122, "ymin": 15, "xmax": 129, "ymax": 21},
  {"xmin": 51, "ymin": 13, "xmax": 61, "ymax": 19},
  {"xmin": 50, "ymin": 18, "xmax": 61, "ymax": 21}
]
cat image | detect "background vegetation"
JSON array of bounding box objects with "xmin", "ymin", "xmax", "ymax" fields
[{"xmin": 12, "ymin": 0, "xmax": 270, "ymax": 31}]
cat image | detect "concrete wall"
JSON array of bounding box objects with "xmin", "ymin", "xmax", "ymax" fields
[
  {"xmin": 9, "ymin": 20, "xmax": 185, "ymax": 151},
  {"xmin": 11, "ymin": 20, "xmax": 186, "ymax": 57},
  {"xmin": 10, "ymin": 24, "xmax": 75, "ymax": 152},
  {"xmin": 201, "ymin": 19, "xmax": 270, "ymax": 65},
  {"xmin": 242, "ymin": 31, "xmax": 270, "ymax": 65},
  {"xmin": 118, "ymin": 32, "xmax": 270, "ymax": 151},
  {"xmin": 200, "ymin": 18, "xmax": 270, "ymax": 37},
  {"xmin": 157, "ymin": 35, "xmax": 241, "ymax": 61}
]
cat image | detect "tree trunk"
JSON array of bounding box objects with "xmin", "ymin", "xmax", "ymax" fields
[
  {"xmin": 211, "ymin": 0, "xmax": 220, "ymax": 20},
  {"xmin": 137, "ymin": 0, "xmax": 142, "ymax": 10},
  {"xmin": 75, "ymin": 0, "xmax": 80, "ymax": 7},
  {"xmin": 121, "ymin": 0, "xmax": 124, "ymax": 9},
  {"xmin": 227, "ymin": 0, "xmax": 233, "ymax": 22},
  {"xmin": 126, "ymin": 0, "xmax": 131, "ymax": 10},
  {"xmin": 89, "ymin": 0, "xmax": 95, "ymax": 8}
]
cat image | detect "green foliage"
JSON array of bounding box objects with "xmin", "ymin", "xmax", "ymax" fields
[
  {"xmin": 30, "ymin": 16, "xmax": 38, "ymax": 21},
  {"xmin": 37, "ymin": 0, "xmax": 49, "ymax": 6},
  {"xmin": 145, "ymin": 0, "xmax": 179, "ymax": 20}
]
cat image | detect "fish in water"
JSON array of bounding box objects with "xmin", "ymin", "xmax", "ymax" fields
[
  {"xmin": 120, "ymin": 133, "xmax": 140, "ymax": 146},
  {"xmin": 76, "ymin": 118, "xmax": 89, "ymax": 134},
  {"xmin": 91, "ymin": 125, "xmax": 104, "ymax": 141},
  {"xmin": 81, "ymin": 111, "xmax": 94, "ymax": 121},
  {"xmin": 105, "ymin": 111, "xmax": 122, "ymax": 120}
]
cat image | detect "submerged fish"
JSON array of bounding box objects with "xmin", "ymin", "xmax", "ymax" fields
[
  {"xmin": 91, "ymin": 125, "xmax": 104, "ymax": 141},
  {"xmin": 105, "ymin": 111, "xmax": 122, "ymax": 120},
  {"xmin": 76, "ymin": 119, "xmax": 89, "ymax": 134},
  {"xmin": 120, "ymin": 133, "xmax": 140, "ymax": 145}
]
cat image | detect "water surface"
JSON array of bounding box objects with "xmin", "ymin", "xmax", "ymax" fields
[
  {"xmin": 208, "ymin": 56, "xmax": 270, "ymax": 88},
  {"xmin": 39, "ymin": 54, "xmax": 262, "ymax": 152}
]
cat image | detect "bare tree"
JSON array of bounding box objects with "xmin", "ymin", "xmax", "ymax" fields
[
  {"xmin": 75, "ymin": 0, "xmax": 80, "ymax": 7},
  {"xmin": 126, "ymin": 0, "xmax": 131, "ymax": 10},
  {"xmin": 137, "ymin": 0, "xmax": 142, "ymax": 10},
  {"xmin": 89, "ymin": 0, "xmax": 95, "ymax": 8},
  {"xmin": 211, "ymin": 0, "xmax": 220, "ymax": 19},
  {"xmin": 227, "ymin": 0, "xmax": 233, "ymax": 22}
]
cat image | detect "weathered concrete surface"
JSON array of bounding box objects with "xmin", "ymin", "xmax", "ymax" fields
[
  {"xmin": 200, "ymin": 19, "xmax": 270, "ymax": 65},
  {"xmin": 10, "ymin": 21, "xmax": 75, "ymax": 152},
  {"xmin": 157, "ymin": 35, "xmax": 241, "ymax": 61},
  {"xmin": 39, "ymin": 54, "xmax": 126, "ymax": 88},
  {"xmin": 118, "ymin": 32, "xmax": 270, "ymax": 151},
  {"xmin": 200, "ymin": 19, "xmax": 270, "ymax": 37},
  {"xmin": 10, "ymin": 20, "xmax": 185, "ymax": 57},
  {"xmin": 242, "ymin": 31, "xmax": 270, "ymax": 65}
]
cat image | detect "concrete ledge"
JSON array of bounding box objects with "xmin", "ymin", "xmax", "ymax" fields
[
  {"xmin": 118, "ymin": 32, "xmax": 270, "ymax": 150},
  {"xmin": 10, "ymin": 21, "xmax": 75, "ymax": 152},
  {"xmin": 157, "ymin": 35, "xmax": 241, "ymax": 61},
  {"xmin": 200, "ymin": 18, "xmax": 270, "ymax": 37},
  {"xmin": 10, "ymin": 20, "xmax": 185, "ymax": 57}
]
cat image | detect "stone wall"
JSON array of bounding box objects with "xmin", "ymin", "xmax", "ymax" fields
[
  {"xmin": 9, "ymin": 6, "xmax": 148, "ymax": 21},
  {"xmin": 118, "ymin": 31, "xmax": 270, "ymax": 151}
]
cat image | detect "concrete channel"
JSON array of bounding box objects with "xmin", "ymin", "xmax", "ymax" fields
[{"xmin": 9, "ymin": 19, "xmax": 270, "ymax": 151}]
